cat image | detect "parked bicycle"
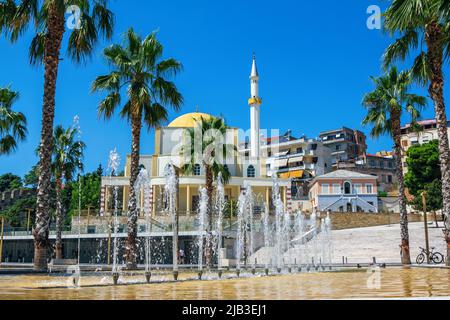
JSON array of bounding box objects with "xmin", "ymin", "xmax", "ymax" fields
[{"xmin": 416, "ymin": 247, "xmax": 444, "ymax": 265}]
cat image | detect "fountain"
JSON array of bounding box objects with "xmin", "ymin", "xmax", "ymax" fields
[
  {"xmin": 235, "ymin": 185, "xmax": 247, "ymax": 277},
  {"xmin": 272, "ymin": 175, "xmax": 284, "ymax": 273},
  {"xmin": 215, "ymin": 172, "xmax": 225, "ymax": 277},
  {"xmin": 197, "ymin": 187, "xmax": 208, "ymax": 280},
  {"xmin": 295, "ymin": 212, "xmax": 305, "ymax": 271},
  {"xmin": 310, "ymin": 210, "xmax": 318, "ymax": 268},
  {"xmin": 135, "ymin": 168, "xmax": 152, "ymax": 282},
  {"xmin": 107, "ymin": 148, "xmax": 121, "ymax": 284},
  {"xmin": 164, "ymin": 163, "xmax": 179, "ymax": 280},
  {"xmin": 263, "ymin": 205, "xmax": 270, "ymax": 275},
  {"xmin": 72, "ymin": 115, "xmax": 83, "ymax": 266}
]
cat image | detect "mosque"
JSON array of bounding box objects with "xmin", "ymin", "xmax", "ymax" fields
[{"xmin": 99, "ymin": 56, "xmax": 291, "ymax": 221}]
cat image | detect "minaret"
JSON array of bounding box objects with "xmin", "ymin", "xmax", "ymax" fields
[{"xmin": 248, "ymin": 54, "xmax": 262, "ymax": 158}]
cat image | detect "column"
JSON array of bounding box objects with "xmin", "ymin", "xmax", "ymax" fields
[
  {"xmin": 100, "ymin": 186, "xmax": 106, "ymax": 216},
  {"xmin": 282, "ymin": 187, "xmax": 287, "ymax": 209},
  {"xmin": 265, "ymin": 187, "xmax": 270, "ymax": 212},
  {"xmin": 187, "ymin": 185, "xmax": 191, "ymax": 216}
]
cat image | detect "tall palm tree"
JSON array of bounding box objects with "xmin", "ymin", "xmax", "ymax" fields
[
  {"xmin": 0, "ymin": 87, "xmax": 27, "ymax": 155},
  {"xmin": 92, "ymin": 28, "xmax": 183, "ymax": 270},
  {"xmin": 363, "ymin": 67, "xmax": 427, "ymax": 264},
  {"xmin": 51, "ymin": 125, "xmax": 85, "ymax": 259},
  {"xmin": 0, "ymin": 0, "xmax": 114, "ymax": 271},
  {"xmin": 181, "ymin": 116, "xmax": 235, "ymax": 268},
  {"xmin": 383, "ymin": 0, "xmax": 450, "ymax": 263}
]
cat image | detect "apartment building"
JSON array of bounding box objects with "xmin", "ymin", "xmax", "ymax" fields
[
  {"xmin": 319, "ymin": 127, "xmax": 367, "ymax": 167},
  {"xmin": 400, "ymin": 119, "xmax": 450, "ymax": 173}
]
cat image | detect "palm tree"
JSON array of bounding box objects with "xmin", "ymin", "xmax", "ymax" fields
[
  {"xmin": 0, "ymin": 0, "xmax": 114, "ymax": 271},
  {"xmin": 181, "ymin": 116, "xmax": 236, "ymax": 268},
  {"xmin": 0, "ymin": 87, "xmax": 26, "ymax": 155},
  {"xmin": 51, "ymin": 125, "xmax": 85, "ymax": 260},
  {"xmin": 383, "ymin": 0, "xmax": 450, "ymax": 263},
  {"xmin": 92, "ymin": 28, "xmax": 183, "ymax": 270},
  {"xmin": 363, "ymin": 67, "xmax": 427, "ymax": 264}
]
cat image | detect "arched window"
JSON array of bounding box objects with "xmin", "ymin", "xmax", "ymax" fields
[
  {"xmin": 344, "ymin": 182, "xmax": 352, "ymax": 195},
  {"xmin": 247, "ymin": 165, "xmax": 256, "ymax": 178},
  {"xmin": 193, "ymin": 164, "xmax": 201, "ymax": 176}
]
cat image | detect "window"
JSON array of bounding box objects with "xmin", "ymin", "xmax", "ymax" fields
[
  {"xmin": 388, "ymin": 175, "xmax": 393, "ymax": 183},
  {"xmin": 296, "ymin": 147, "xmax": 303, "ymax": 154},
  {"xmin": 193, "ymin": 164, "xmax": 201, "ymax": 176},
  {"xmin": 354, "ymin": 184, "xmax": 362, "ymax": 194},
  {"xmin": 247, "ymin": 165, "xmax": 256, "ymax": 178},
  {"xmin": 321, "ymin": 184, "xmax": 330, "ymax": 195},
  {"xmin": 87, "ymin": 226, "xmax": 96, "ymax": 234},
  {"xmin": 366, "ymin": 184, "xmax": 373, "ymax": 194},
  {"xmin": 332, "ymin": 184, "xmax": 341, "ymax": 194},
  {"xmin": 344, "ymin": 182, "xmax": 352, "ymax": 194},
  {"xmin": 335, "ymin": 145, "xmax": 341, "ymax": 151}
]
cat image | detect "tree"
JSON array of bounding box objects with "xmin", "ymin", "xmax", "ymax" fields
[
  {"xmin": 68, "ymin": 170, "xmax": 102, "ymax": 217},
  {"xmin": 0, "ymin": 87, "xmax": 27, "ymax": 155},
  {"xmin": 383, "ymin": 0, "xmax": 450, "ymax": 264},
  {"xmin": 92, "ymin": 28, "xmax": 183, "ymax": 269},
  {"xmin": 181, "ymin": 116, "xmax": 236, "ymax": 267},
  {"xmin": 405, "ymin": 140, "xmax": 443, "ymax": 224},
  {"xmin": 0, "ymin": 0, "xmax": 114, "ymax": 271},
  {"xmin": 23, "ymin": 165, "xmax": 39, "ymax": 188},
  {"xmin": 51, "ymin": 125, "xmax": 85, "ymax": 259},
  {"xmin": 0, "ymin": 173, "xmax": 22, "ymax": 192},
  {"xmin": 0, "ymin": 196, "xmax": 36, "ymax": 228},
  {"xmin": 362, "ymin": 67, "xmax": 427, "ymax": 264}
]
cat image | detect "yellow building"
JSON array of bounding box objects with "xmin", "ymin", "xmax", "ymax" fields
[{"xmin": 100, "ymin": 112, "xmax": 290, "ymax": 221}]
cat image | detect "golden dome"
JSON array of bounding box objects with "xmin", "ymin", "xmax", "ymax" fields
[{"xmin": 168, "ymin": 112, "xmax": 215, "ymax": 128}]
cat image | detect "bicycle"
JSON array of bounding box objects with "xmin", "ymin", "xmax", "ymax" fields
[{"xmin": 416, "ymin": 247, "xmax": 445, "ymax": 265}]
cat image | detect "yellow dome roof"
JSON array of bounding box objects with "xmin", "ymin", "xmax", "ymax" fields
[{"xmin": 168, "ymin": 112, "xmax": 215, "ymax": 128}]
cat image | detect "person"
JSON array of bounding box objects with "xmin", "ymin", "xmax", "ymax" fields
[{"xmin": 179, "ymin": 249, "xmax": 185, "ymax": 265}]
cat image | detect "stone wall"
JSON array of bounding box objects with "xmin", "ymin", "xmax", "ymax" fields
[
  {"xmin": 0, "ymin": 189, "xmax": 35, "ymax": 211},
  {"xmin": 327, "ymin": 212, "xmax": 428, "ymax": 231}
]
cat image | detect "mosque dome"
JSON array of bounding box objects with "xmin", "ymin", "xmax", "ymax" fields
[{"xmin": 168, "ymin": 112, "xmax": 215, "ymax": 128}]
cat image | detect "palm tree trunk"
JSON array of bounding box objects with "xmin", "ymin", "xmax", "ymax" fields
[
  {"xmin": 205, "ymin": 164, "xmax": 214, "ymax": 268},
  {"xmin": 426, "ymin": 22, "xmax": 450, "ymax": 266},
  {"xmin": 33, "ymin": 7, "xmax": 65, "ymax": 271},
  {"xmin": 392, "ymin": 110, "xmax": 411, "ymax": 264},
  {"xmin": 125, "ymin": 114, "xmax": 141, "ymax": 270},
  {"xmin": 55, "ymin": 176, "xmax": 63, "ymax": 260}
]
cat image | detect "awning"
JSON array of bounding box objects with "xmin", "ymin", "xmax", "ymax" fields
[
  {"xmin": 288, "ymin": 156, "xmax": 304, "ymax": 163},
  {"xmin": 279, "ymin": 170, "xmax": 304, "ymax": 179},
  {"xmin": 274, "ymin": 158, "xmax": 289, "ymax": 168},
  {"xmin": 274, "ymin": 150, "xmax": 290, "ymax": 157}
]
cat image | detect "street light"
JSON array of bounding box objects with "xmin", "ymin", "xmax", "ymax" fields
[
  {"xmin": 422, "ymin": 191, "xmax": 431, "ymax": 264},
  {"xmin": 0, "ymin": 217, "xmax": 5, "ymax": 267}
]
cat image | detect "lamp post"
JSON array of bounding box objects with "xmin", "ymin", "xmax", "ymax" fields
[
  {"xmin": 0, "ymin": 217, "xmax": 5, "ymax": 267},
  {"xmin": 26, "ymin": 209, "xmax": 33, "ymax": 235},
  {"xmin": 422, "ymin": 192, "xmax": 431, "ymax": 264},
  {"xmin": 87, "ymin": 205, "xmax": 93, "ymax": 226}
]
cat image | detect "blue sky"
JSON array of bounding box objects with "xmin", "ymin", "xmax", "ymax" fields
[{"xmin": 1, "ymin": 0, "xmax": 448, "ymax": 177}]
